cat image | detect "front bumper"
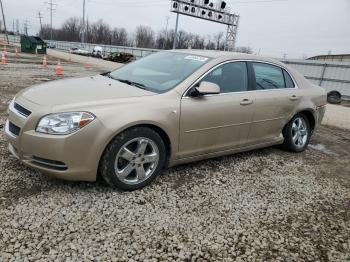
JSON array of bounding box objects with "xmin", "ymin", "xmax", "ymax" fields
[{"xmin": 4, "ymin": 98, "xmax": 108, "ymax": 182}]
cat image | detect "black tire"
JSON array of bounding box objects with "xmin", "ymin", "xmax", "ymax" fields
[
  {"xmin": 99, "ymin": 127, "xmax": 166, "ymax": 190},
  {"xmin": 327, "ymin": 91, "xmax": 341, "ymax": 104},
  {"xmin": 282, "ymin": 113, "xmax": 311, "ymax": 152}
]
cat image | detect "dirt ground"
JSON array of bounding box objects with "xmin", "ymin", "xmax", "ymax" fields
[{"xmin": 0, "ymin": 45, "xmax": 349, "ymax": 261}]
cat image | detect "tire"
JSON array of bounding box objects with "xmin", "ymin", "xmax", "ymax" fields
[
  {"xmin": 99, "ymin": 127, "xmax": 166, "ymax": 190},
  {"xmin": 327, "ymin": 91, "xmax": 341, "ymax": 104},
  {"xmin": 282, "ymin": 114, "xmax": 311, "ymax": 152}
]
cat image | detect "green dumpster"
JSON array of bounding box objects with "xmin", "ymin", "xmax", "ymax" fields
[{"xmin": 20, "ymin": 35, "xmax": 47, "ymax": 54}]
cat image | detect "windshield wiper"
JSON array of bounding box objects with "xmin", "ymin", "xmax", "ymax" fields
[{"xmin": 115, "ymin": 78, "xmax": 147, "ymax": 90}]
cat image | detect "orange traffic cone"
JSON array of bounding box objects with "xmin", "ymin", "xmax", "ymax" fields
[
  {"xmin": 42, "ymin": 55, "xmax": 47, "ymax": 68},
  {"xmin": 84, "ymin": 58, "xmax": 91, "ymax": 69},
  {"xmin": 1, "ymin": 50, "xmax": 6, "ymax": 65},
  {"xmin": 56, "ymin": 60, "xmax": 62, "ymax": 76}
]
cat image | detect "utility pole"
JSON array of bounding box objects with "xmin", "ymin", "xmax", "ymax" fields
[
  {"xmin": 38, "ymin": 11, "xmax": 43, "ymax": 36},
  {"xmin": 16, "ymin": 19, "xmax": 19, "ymax": 34},
  {"xmin": 46, "ymin": 0, "xmax": 56, "ymax": 40},
  {"xmin": 0, "ymin": 0, "xmax": 9, "ymax": 44},
  {"xmin": 172, "ymin": 13, "xmax": 179, "ymax": 49},
  {"xmin": 81, "ymin": 0, "xmax": 85, "ymax": 43},
  {"xmin": 24, "ymin": 19, "xmax": 30, "ymax": 36},
  {"xmin": 163, "ymin": 16, "xmax": 169, "ymax": 49}
]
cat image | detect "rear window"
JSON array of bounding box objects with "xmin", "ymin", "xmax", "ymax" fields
[
  {"xmin": 252, "ymin": 62, "xmax": 285, "ymax": 90},
  {"xmin": 252, "ymin": 62, "xmax": 295, "ymax": 90}
]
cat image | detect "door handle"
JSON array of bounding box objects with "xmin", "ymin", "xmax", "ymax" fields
[
  {"xmin": 289, "ymin": 95, "xmax": 299, "ymax": 101},
  {"xmin": 240, "ymin": 99, "xmax": 253, "ymax": 105}
]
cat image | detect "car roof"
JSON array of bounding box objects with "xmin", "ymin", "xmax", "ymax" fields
[{"xmin": 169, "ymin": 49, "xmax": 283, "ymax": 66}]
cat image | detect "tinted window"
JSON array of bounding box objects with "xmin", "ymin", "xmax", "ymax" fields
[
  {"xmin": 252, "ymin": 63, "xmax": 285, "ymax": 90},
  {"xmin": 283, "ymin": 69, "xmax": 295, "ymax": 88},
  {"xmin": 200, "ymin": 62, "xmax": 248, "ymax": 93}
]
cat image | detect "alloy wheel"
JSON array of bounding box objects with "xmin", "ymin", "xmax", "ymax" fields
[
  {"xmin": 291, "ymin": 117, "xmax": 308, "ymax": 148},
  {"xmin": 114, "ymin": 137, "xmax": 159, "ymax": 185}
]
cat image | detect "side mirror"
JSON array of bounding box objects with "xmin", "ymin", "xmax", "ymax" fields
[{"xmin": 192, "ymin": 81, "xmax": 220, "ymax": 96}]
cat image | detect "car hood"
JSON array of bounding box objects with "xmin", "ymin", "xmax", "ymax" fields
[{"xmin": 21, "ymin": 75, "xmax": 155, "ymax": 106}]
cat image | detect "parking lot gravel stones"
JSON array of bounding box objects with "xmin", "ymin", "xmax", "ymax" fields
[
  {"xmin": 0, "ymin": 51, "xmax": 349, "ymax": 261},
  {"xmin": 0, "ymin": 127, "xmax": 349, "ymax": 261}
]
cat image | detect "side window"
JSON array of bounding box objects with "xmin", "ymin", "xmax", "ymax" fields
[
  {"xmin": 252, "ymin": 63, "xmax": 285, "ymax": 90},
  {"xmin": 201, "ymin": 62, "xmax": 248, "ymax": 93},
  {"xmin": 283, "ymin": 69, "xmax": 295, "ymax": 88}
]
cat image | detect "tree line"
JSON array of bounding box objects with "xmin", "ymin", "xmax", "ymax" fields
[{"xmin": 38, "ymin": 17, "xmax": 252, "ymax": 53}]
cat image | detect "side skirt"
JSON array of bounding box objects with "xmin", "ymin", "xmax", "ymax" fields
[{"xmin": 169, "ymin": 138, "xmax": 284, "ymax": 167}]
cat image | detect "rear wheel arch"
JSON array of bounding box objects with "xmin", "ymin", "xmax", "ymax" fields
[
  {"xmin": 297, "ymin": 110, "xmax": 316, "ymax": 133},
  {"xmin": 286, "ymin": 109, "xmax": 316, "ymax": 133}
]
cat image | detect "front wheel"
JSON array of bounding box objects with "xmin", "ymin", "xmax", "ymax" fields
[
  {"xmin": 282, "ymin": 114, "xmax": 311, "ymax": 152},
  {"xmin": 99, "ymin": 127, "xmax": 166, "ymax": 190}
]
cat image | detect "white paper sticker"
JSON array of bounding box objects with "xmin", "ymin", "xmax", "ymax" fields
[{"xmin": 184, "ymin": 55, "xmax": 208, "ymax": 62}]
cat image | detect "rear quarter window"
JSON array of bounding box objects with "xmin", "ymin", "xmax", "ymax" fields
[{"xmin": 283, "ymin": 69, "xmax": 295, "ymax": 88}]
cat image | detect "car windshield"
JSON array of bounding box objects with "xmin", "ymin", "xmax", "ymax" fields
[{"xmin": 109, "ymin": 52, "xmax": 210, "ymax": 93}]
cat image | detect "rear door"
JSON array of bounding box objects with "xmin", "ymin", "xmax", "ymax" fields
[
  {"xmin": 178, "ymin": 61, "xmax": 256, "ymax": 158},
  {"xmin": 247, "ymin": 62, "xmax": 300, "ymax": 145}
]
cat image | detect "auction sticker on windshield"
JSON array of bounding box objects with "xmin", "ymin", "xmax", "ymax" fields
[{"xmin": 184, "ymin": 55, "xmax": 208, "ymax": 62}]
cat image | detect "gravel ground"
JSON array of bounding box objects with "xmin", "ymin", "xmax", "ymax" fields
[{"xmin": 0, "ymin": 47, "xmax": 349, "ymax": 261}]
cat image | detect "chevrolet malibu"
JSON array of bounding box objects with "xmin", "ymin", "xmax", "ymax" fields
[{"xmin": 5, "ymin": 50, "xmax": 326, "ymax": 190}]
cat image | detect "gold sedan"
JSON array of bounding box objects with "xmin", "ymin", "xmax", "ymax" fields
[{"xmin": 5, "ymin": 50, "xmax": 327, "ymax": 190}]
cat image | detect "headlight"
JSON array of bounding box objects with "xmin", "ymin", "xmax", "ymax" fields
[{"xmin": 36, "ymin": 112, "xmax": 95, "ymax": 135}]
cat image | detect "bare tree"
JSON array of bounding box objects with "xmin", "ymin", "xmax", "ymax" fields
[
  {"xmin": 176, "ymin": 30, "xmax": 191, "ymax": 49},
  {"xmin": 37, "ymin": 16, "xmax": 235, "ymax": 53},
  {"xmin": 135, "ymin": 25, "xmax": 155, "ymax": 48},
  {"xmin": 60, "ymin": 17, "xmax": 81, "ymax": 42},
  {"xmin": 111, "ymin": 27, "xmax": 128, "ymax": 46},
  {"xmin": 191, "ymin": 34, "xmax": 205, "ymax": 49},
  {"xmin": 90, "ymin": 19, "xmax": 111, "ymax": 44},
  {"xmin": 213, "ymin": 32, "xmax": 224, "ymax": 50},
  {"xmin": 235, "ymin": 46, "xmax": 253, "ymax": 54}
]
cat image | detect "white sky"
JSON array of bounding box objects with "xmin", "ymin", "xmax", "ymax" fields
[{"xmin": 2, "ymin": 0, "xmax": 350, "ymax": 58}]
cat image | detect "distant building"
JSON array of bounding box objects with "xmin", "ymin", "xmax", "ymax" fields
[{"xmin": 308, "ymin": 54, "xmax": 350, "ymax": 62}]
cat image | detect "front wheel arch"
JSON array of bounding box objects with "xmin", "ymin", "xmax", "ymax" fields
[{"xmin": 97, "ymin": 123, "xmax": 172, "ymax": 177}]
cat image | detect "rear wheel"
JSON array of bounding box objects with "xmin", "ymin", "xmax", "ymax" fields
[
  {"xmin": 282, "ymin": 114, "xmax": 310, "ymax": 152},
  {"xmin": 99, "ymin": 127, "xmax": 166, "ymax": 190}
]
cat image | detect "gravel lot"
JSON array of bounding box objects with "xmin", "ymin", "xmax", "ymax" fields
[{"xmin": 0, "ymin": 47, "xmax": 349, "ymax": 261}]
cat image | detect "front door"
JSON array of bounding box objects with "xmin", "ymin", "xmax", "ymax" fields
[{"xmin": 178, "ymin": 61, "xmax": 255, "ymax": 158}]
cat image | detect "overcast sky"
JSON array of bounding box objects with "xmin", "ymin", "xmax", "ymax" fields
[{"xmin": 2, "ymin": 0, "xmax": 350, "ymax": 58}]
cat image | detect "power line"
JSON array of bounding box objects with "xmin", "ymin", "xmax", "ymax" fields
[
  {"xmin": 45, "ymin": 0, "xmax": 57, "ymax": 40},
  {"xmin": 81, "ymin": 0, "xmax": 86, "ymax": 43},
  {"xmin": 38, "ymin": 11, "xmax": 44, "ymax": 35},
  {"xmin": 16, "ymin": 19, "xmax": 19, "ymax": 34},
  {"xmin": 24, "ymin": 19, "xmax": 31, "ymax": 36},
  {"xmin": 163, "ymin": 16, "xmax": 170, "ymax": 49}
]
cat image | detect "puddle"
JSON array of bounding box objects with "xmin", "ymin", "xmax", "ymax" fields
[{"xmin": 308, "ymin": 144, "xmax": 337, "ymax": 156}]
